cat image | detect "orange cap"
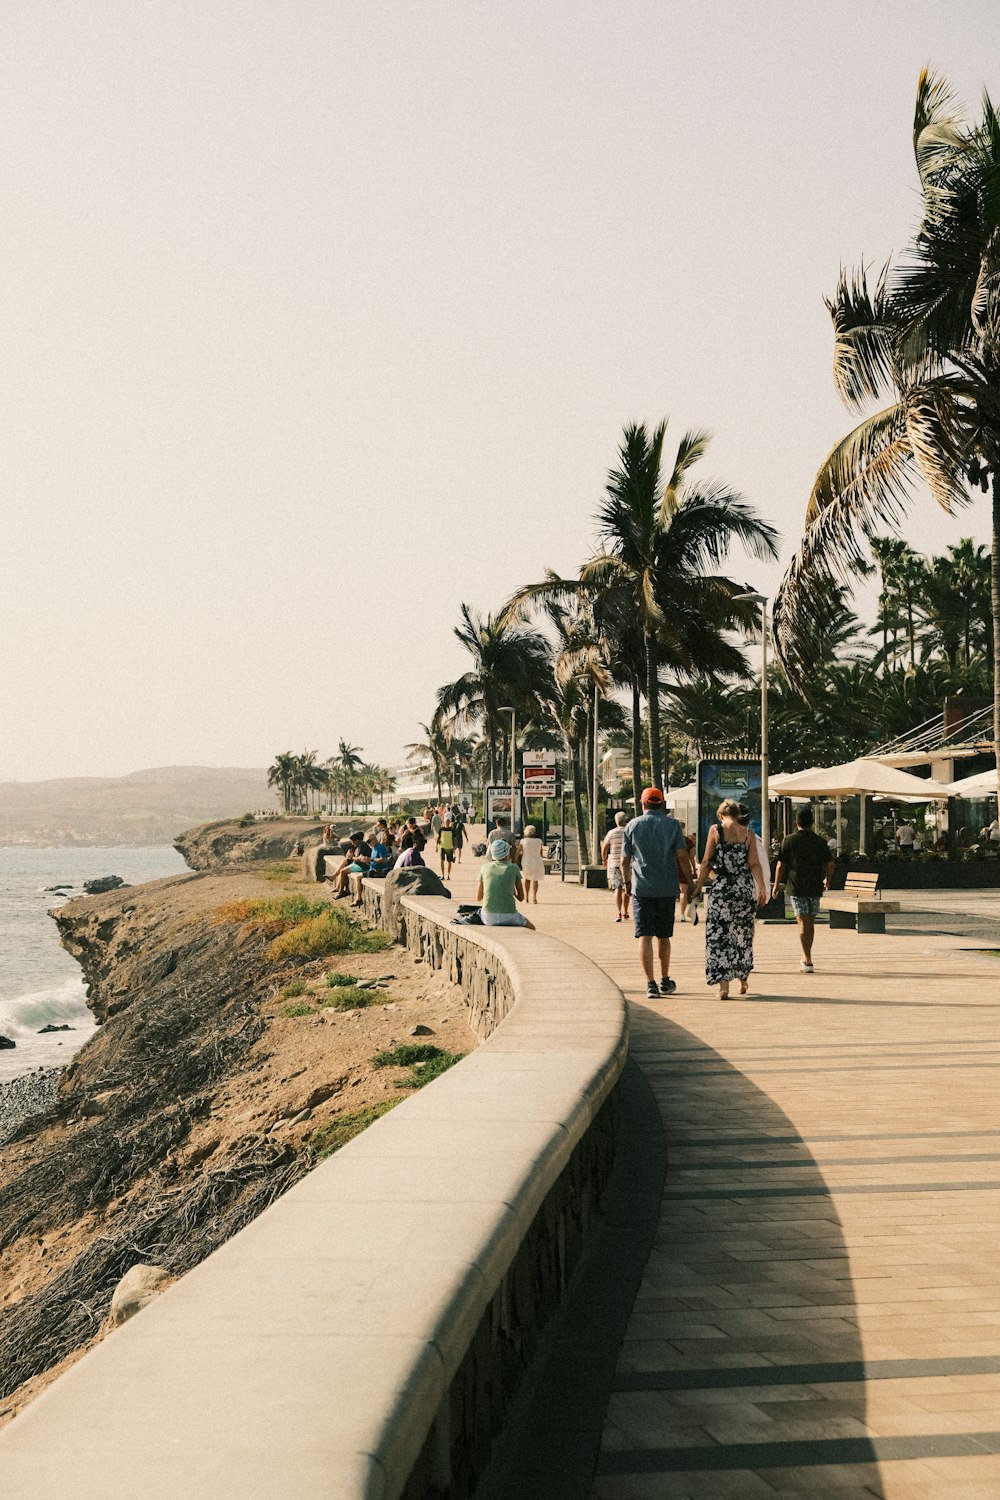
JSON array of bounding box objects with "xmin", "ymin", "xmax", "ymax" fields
[{"xmin": 640, "ymin": 786, "xmax": 665, "ymax": 805}]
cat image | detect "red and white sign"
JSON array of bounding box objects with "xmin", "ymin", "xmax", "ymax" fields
[{"xmin": 522, "ymin": 752, "xmax": 557, "ymax": 798}]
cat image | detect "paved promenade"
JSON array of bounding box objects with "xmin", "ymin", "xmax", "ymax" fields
[{"xmin": 447, "ymin": 846, "xmax": 1000, "ymax": 1498}]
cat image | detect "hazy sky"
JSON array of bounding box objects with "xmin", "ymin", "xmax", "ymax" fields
[{"xmin": 2, "ymin": 1, "xmax": 997, "ymax": 782}]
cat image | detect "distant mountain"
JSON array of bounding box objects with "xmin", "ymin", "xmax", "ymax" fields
[{"xmin": 0, "ymin": 767, "xmax": 274, "ymax": 846}]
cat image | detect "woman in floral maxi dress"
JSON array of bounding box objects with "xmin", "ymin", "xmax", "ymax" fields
[{"xmin": 692, "ymin": 799, "xmax": 766, "ymax": 1000}]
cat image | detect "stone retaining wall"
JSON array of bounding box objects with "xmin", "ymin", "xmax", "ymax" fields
[{"xmin": 0, "ymin": 879, "xmax": 628, "ymax": 1499}]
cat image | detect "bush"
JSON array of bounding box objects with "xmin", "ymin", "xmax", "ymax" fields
[
  {"xmin": 401, "ymin": 1051, "xmax": 464, "ymax": 1088},
  {"xmin": 371, "ymin": 1042, "xmax": 466, "ymax": 1091},
  {"xmin": 325, "ymin": 971, "xmax": 356, "ymax": 987},
  {"xmin": 215, "ymin": 896, "xmax": 327, "ymax": 931},
  {"xmin": 265, "ymin": 910, "xmax": 391, "ymax": 962},
  {"xmin": 301, "ymin": 1100, "xmax": 400, "ymax": 1162},
  {"xmin": 318, "ymin": 986, "xmax": 377, "ymax": 1011},
  {"xmin": 280, "ymin": 1002, "xmax": 314, "ymax": 1018},
  {"xmin": 279, "ymin": 980, "xmax": 307, "ymax": 999},
  {"xmin": 372, "ymin": 1043, "xmax": 444, "ymax": 1069}
]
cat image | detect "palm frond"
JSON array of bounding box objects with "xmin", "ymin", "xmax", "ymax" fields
[
  {"xmin": 826, "ymin": 264, "xmax": 898, "ymax": 408},
  {"xmin": 903, "ymin": 379, "xmax": 970, "ymax": 512},
  {"xmin": 913, "ymin": 68, "xmax": 966, "ymax": 194},
  {"xmin": 664, "ymin": 483, "xmax": 781, "ymax": 567},
  {"xmin": 661, "ymin": 428, "xmax": 711, "ymax": 517},
  {"xmin": 804, "ymin": 402, "xmax": 915, "ymax": 540}
]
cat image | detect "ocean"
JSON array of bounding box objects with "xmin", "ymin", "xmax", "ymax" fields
[{"xmin": 0, "ymin": 845, "xmax": 188, "ymax": 1082}]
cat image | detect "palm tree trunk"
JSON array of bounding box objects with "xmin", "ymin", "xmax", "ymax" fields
[
  {"xmin": 645, "ymin": 628, "xmax": 662, "ymax": 788},
  {"xmin": 631, "ymin": 678, "xmax": 642, "ymax": 816},
  {"xmin": 992, "ymin": 475, "xmax": 1000, "ymax": 805},
  {"xmin": 570, "ymin": 747, "xmax": 589, "ymax": 867},
  {"xmin": 585, "ymin": 702, "xmax": 595, "ymax": 826}
]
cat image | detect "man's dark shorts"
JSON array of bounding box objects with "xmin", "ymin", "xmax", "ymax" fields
[{"xmin": 633, "ymin": 895, "xmax": 676, "ymax": 939}]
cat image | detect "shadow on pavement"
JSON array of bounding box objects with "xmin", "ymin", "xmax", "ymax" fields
[{"xmin": 478, "ymin": 1012, "xmax": 883, "ymax": 1498}]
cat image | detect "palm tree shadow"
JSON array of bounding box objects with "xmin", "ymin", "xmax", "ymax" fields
[{"xmin": 593, "ymin": 1011, "xmax": 881, "ymax": 1495}]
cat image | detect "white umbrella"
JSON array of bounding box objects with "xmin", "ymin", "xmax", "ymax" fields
[
  {"xmin": 944, "ymin": 767, "xmax": 998, "ymax": 797},
  {"xmin": 768, "ymin": 758, "xmax": 951, "ymax": 800},
  {"xmin": 770, "ymin": 768, "xmax": 821, "ymax": 794}
]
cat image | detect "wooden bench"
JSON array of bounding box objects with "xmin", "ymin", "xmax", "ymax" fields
[{"xmin": 823, "ymin": 871, "xmax": 900, "ymax": 934}]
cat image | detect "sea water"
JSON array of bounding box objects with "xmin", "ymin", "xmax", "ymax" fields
[{"xmin": 0, "ymin": 846, "xmax": 188, "ymax": 1081}]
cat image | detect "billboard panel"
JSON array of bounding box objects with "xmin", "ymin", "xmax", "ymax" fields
[
  {"xmin": 485, "ymin": 784, "xmax": 523, "ymax": 835},
  {"xmin": 696, "ymin": 759, "xmax": 762, "ymax": 855}
]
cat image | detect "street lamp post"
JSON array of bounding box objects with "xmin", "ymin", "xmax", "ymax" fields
[
  {"xmin": 500, "ymin": 705, "xmax": 517, "ymax": 833},
  {"xmin": 736, "ymin": 593, "xmax": 770, "ymax": 855},
  {"xmin": 591, "ymin": 682, "xmax": 601, "ymax": 868}
]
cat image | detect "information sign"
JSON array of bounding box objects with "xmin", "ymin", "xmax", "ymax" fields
[
  {"xmin": 485, "ymin": 784, "xmax": 523, "ymax": 836},
  {"xmin": 696, "ymin": 759, "xmax": 762, "ymax": 855},
  {"xmin": 521, "ymin": 750, "xmax": 558, "ymax": 799}
]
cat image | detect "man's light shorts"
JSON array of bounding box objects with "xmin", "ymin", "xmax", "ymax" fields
[
  {"xmin": 791, "ymin": 895, "xmax": 822, "ymax": 917},
  {"xmin": 608, "ymin": 865, "xmax": 625, "ymax": 891}
]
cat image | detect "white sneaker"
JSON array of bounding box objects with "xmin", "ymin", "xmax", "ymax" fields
[{"xmin": 800, "ymin": 960, "xmax": 814, "ymax": 973}]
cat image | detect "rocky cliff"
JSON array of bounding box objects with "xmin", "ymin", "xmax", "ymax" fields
[
  {"xmin": 0, "ymin": 848, "xmax": 473, "ymax": 1428},
  {"xmin": 173, "ymin": 815, "xmax": 353, "ymax": 871}
]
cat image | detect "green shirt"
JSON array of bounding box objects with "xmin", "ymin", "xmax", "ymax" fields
[{"xmin": 480, "ymin": 861, "xmax": 521, "ymax": 914}]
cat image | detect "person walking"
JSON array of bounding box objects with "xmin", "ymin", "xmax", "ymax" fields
[
  {"xmin": 519, "ymin": 824, "xmax": 545, "ymax": 903},
  {"xmin": 450, "ymin": 804, "xmax": 467, "ymax": 863},
  {"xmin": 436, "ymin": 816, "xmax": 456, "ymax": 880},
  {"xmin": 621, "ymin": 787, "xmax": 695, "ymax": 1000},
  {"xmin": 692, "ymin": 799, "xmax": 766, "ymax": 1000},
  {"xmin": 601, "ymin": 811, "xmax": 630, "ymax": 923},
  {"xmin": 676, "ymin": 820, "xmax": 698, "ymax": 923},
  {"xmin": 772, "ymin": 806, "xmax": 835, "ymax": 973}
]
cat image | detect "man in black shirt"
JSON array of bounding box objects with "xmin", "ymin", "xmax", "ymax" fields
[{"xmin": 772, "ymin": 807, "xmax": 835, "ymax": 973}]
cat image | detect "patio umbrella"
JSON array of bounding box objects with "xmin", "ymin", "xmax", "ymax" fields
[
  {"xmin": 768, "ymin": 758, "xmax": 951, "ymax": 852},
  {"xmin": 944, "ymin": 768, "xmax": 999, "ymax": 797},
  {"xmin": 767, "ymin": 758, "xmax": 951, "ymax": 799}
]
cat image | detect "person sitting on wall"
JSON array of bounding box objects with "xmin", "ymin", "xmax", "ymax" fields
[
  {"xmin": 476, "ymin": 839, "xmax": 535, "ymax": 929},
  {"xmin": 392, "ymin": 831, "xmax": 423, "ymax": 869},
  {"xmin": 350, "ymin": 831, "xmax": 391, "ymax": 906},
  {"xmin": 329, "ymin": 831, "xmax": 371, "ymax": 899}
]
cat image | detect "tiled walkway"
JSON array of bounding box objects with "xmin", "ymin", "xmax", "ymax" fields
[{"xmin": 448, "ymin": 849, "xmax": 1000, "ymax": 1498}]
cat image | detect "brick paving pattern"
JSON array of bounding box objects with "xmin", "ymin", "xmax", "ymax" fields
[{"xmin": 451, "ymin": 850, "xmax": 1000, "ymax": 1498}]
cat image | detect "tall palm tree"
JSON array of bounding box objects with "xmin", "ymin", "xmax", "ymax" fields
[
  {"xmin": 773, "ymin": 71, "xmax": 1000, "ymax": 796},
  {"xmin": 436, "ymin": 606, "xmax": 554, "ymax": 782},
  {"xmin": 267, "ymin": 751, "xmax": 298, "ymax": 814},
  {"xmin": 405, "ymin": 721, "xmax": 452, "ymax": 804},
  {"xmin": 588, "ymin": 421, "xmax": 778, "ymax": 788},
  {"xmin": 335, "ymin": 740, "xmax": 363, "ymax": 813},
  {"xmin": 506, "ymin": 427, "xmax": 777, "ymax": 796},
  {"xmin": 870, "ymin": 537, "xmax": 928, "ymax": 669}
]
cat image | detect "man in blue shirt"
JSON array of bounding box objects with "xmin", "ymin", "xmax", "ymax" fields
[{"xmin": 622, "ymin": 786, "xmax": 695, "ymax": 999}]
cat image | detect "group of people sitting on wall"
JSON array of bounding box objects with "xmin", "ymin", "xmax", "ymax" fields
[{"xmin": 324, "ymin": 804, "xmax": 472, "ymax": 905}]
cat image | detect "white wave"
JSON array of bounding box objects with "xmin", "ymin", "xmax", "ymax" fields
[{"xmin": 0, "ymin": 977, "xmax": 93, "ymax": 1041}]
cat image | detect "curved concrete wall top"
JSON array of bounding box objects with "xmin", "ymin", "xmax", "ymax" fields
[{"xmin": 0, "ymin": 890, "xmax": 628, "ymax": 1500}]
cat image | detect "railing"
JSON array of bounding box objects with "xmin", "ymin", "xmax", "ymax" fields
[{"xmin": 0, "ymin": 880, "xmax": 628, "ymax": 1499}]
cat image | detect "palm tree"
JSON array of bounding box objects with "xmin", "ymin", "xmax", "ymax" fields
[
  {"xmin": 372, "ymin": 767, "xmax": 396, "ymax": 812},
  {"xmin": 267, "ymin": 751, "xmax": 298, "ymax": 814},
  {"xmin": 773, "ymin": 71, "xmax": 1000, "ymax": 796},
  {"xmin": 436, "ymin": 606, "xmax": 554, "ymax": 782},
  {"xmin": 505, "ymin": 427, "xmax": 777, "ymax": 798},
  {"xmin": 587, "ymin": 421, "xmax": 778, "ymax": 788},
  {"xmin": 870, "ymin": 537, "xmax": 928, "ymax": 669},
  {"xmin": 405, "ymin": 722, "xmax": 452, "ymax": 803},
  {"xmin": 334, "ymin": 740, "xmax": 363, "ymax": 813}
]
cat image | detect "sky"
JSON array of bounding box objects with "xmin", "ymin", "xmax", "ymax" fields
[{"xmin": 2, "ymin": 1, "xmax": 998, "ymax": 782}]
